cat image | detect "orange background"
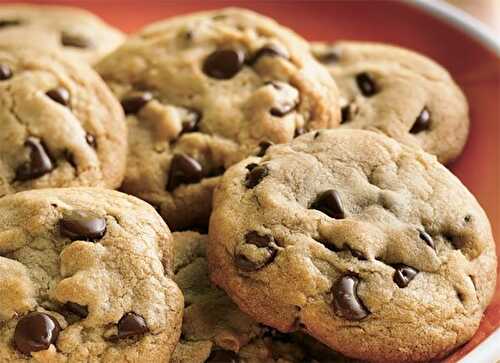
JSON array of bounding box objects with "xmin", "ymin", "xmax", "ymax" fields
[{"xmin": 2, "ymin": 1, "xmax": 498, "ymax": 361}]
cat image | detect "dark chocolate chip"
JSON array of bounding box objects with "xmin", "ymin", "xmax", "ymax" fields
[
  {"xmin": 311, "ymin": 190, "xmax": 346, "ymax": 219},
  {"xmin": 46, "ymin": 87, "xmax": 70, "ymax": 106},
  {"xmin": 419, "ymin": 230, "xmax": 435, "ymax": 249},
  {"xmin": 0, "ymin": 63, "xmax": 12, "ymax": 80},
  {"xmin": 332, "ymin": 275, "xmax": 369, "ymax": 320},
  {"xmin": 181, "ymin": 110, "xmax": 201, "ymax": 133},
  {"xmin": 65, "ymin": 302, "xmax": 88, "ymax": 318},
  {"xmin": 393, "ymin": 264, "xmax": 418, "ymax": 288},
  {"xmin": 16, "ymin": 137, "xmax": 54, "ymax": 181},
  {"xmin": 121, "ymin": 91, "xmax": 153, "ymax": 114},
  {"xmin": 313, "ymin": 131, "xmax": 321, "ymax": 139},
  {"xmin": 203, "ymin": 49, "xmax": 244, "ymax": 79},
  {"xmin": 206, "ymin": 349, "xmax": 239, "ymax": 363},
  {"xmin": 167, "ymin": 153, "xmax": 203, "ymax": 191},
  {"xmin": 268, "ymin": 82, "xmax": 298, "ymax": 117},
  {"xmin": 248, "ymin": 43, "xmax": 289, "ymax": 65},
  {"xmin": 61, "ymin": 32, "xmax": 92, "ymax": 48},
  {"xmin": 348, "ymin": 247, "xmax": 366, "ymax": 260},
  {"xmin": 464, "ymin": 215, "xmax": 472, "ymax": 223},
  {"xmin": 85, "ymin": 134, "xmax": 96, "ymax": 148},
  {"xmin": 246, "ymin": 163, "xmax": 258, "ymax": 171},
  {"xmin": 235, "ymin": 231, "xmax": 277, "ymax": 271},
  {"xmin": 410, "ymin": 107, "xmax": 431, "ymax": 133},
  {"xmin": 257, "ymin": 141, "xmax": 272, "ymax": 157},
  {"xmin": 245, "ymin": 165, "xmax": 268, "ymax": 188},
  {"xmin": 356, "ymin": 72, "xmax": 377, "ymax": 97},
  {"xmin": 294, "ymin": 127, "xmax": 306, "ymax": 137},
  {"xmin": 14, "ymin": 312, "xmax": 61, "ymax": 355},
  {"xmin": 341, "ymin": 105, "xmax": 351, "ymax": 124},
  {"xmin": 60, "ymin": 210, "xmax": 106, "ymax": 241},
  {"xmin": 0, "ymin": 19, "xmax": 22, "ymax": 28},
  {"xmin": 316, "ymin": 50, "xmax": 340, "ymax": 64},
  {"xmin": 117, "ymin": 313, "xmax": 149, "ymax": 339}
]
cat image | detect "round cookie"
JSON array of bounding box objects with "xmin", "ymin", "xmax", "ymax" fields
[
  {"xmin": 0, "ymin": 4, "xmax": 124, "ymax": 64},
  {"xmin": 207, "ymin": 129, "xmax": 497, "ymax": 363},
  {"xmin": 0, "ymin": 46, "xmax": 127, "ymax": 197},
  {"xmin": 0, "ymin": 188, "xmax": 183, "ymax": 363},
  {"xmin": 171, "ymin": 231, "xmax": 352, "ymax": 363},
  {"xmin": 311, "ymin": 41, "xmax": 469, "ymax": 164},
  {"xmin": 96, "ymin": 7, "xmax": 341, "ymax": 230}
]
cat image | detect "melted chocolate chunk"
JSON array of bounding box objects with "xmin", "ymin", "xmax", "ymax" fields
[
  {"xmin": 356, "ymin": 72, "xmax": 377, "ymax": 97},
  {"xmin": 245, "ymin": 165, "xmax": 268, "ymax": 188},
  {"xmin": 16, "ymin": 137, "xmax": 54, "ymax": 181},
  {"xmin": 332, "ymin": 275, "xmax": 369, "ymax": 320},
  {"xmin": 0, "ymin": 63, "xmax": 12, "ymax": 80},
  {"xmin": 14, "ymin": 312, "xmax": 61, "ymax": 355},
  {"xmin": 46, "ymin": 87, "xmax": 70, "ymax": 106},
  {"xmin": 121, "ymin": 91, "xmax": 153, "ymax": 114},
  {"xmin": 60, "ymin": 210, "xmax": 106, "ymax": 241},
  {"xmin": 167, "ymin": 153, "xmax": 203, "ymax": 191},
  {"xmin": 117, "ymin": 313, "xmax": 149, "ymax": 339},
  {"xmin": 203, "ymin": 49, "xmax": 244, "ymax": 79},
  {"xmin": 393, "ymin": 264, "xmax": 418, "ymax": 288},
  {"xmin": 311, "ymin": 190, "xmax": 346, "ymax": 219},
  {"xmin": 410, "ymin": 107, "xmax": 431, "ymax": 133}
]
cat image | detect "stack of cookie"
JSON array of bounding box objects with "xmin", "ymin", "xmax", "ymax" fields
[{"xmin": 0, "ymin": 5, "xmax": 496, "ymax": 363}]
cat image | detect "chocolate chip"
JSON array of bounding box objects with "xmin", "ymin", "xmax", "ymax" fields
[
  {"xmin": 235, "ymin": 231, "xmax": 277, "ymax": 271},
  {"xmin": 0, "ymin": 63, "xmax": 12, "ymax": 80},
  {"xmin": 246, "ymin": 163, "xmax": 258, "ymax": 171},
  {"xmin": 60, "ymin": 210, "xmax": 106, "ymax": 241},
  {"xmin": 311, "ymin": 190, "xmax": 346, "ymax": 219},
  {"xmin": 65, "ymin": 302, "xmax": 88, "ymax": 318},
  {"xmin": 121, "ymin": 91, "xmax": 153, "ymax": 114},
  {"xmin": 14, "ymin": 312, "xmax": 61, "ymax": 355},
  {"xmin": 203, "ymin": 49, "xmax": 244, "ymax": 79},
  {"xmin": 464, "ymin": 215, "xmax": 472, "ymax": 223},
  {"xmin": 61, "ymin": 32, "xmax": 92, "ymax": 48},
  {"xmin": 341, "ymin": 105, "xmax": 351, "ymax": 124},
  {"xmin": 16, "ymin": 137, "xmax": 54, "ymax": 181},
  {"xmin": 356, "ymin": 72, "xmax": 377, "ymax": 97},
  {"xmin": 0, "ymin": 19, "xmax": 22, "ymax": 28},
  {"xmin": 206, "ymin": 350, "xmax": 239, "ymax": 363},
  {"xmin": 348, "ymin": 247, "xmax": 366, "ymax": 260},
  {"xmin": 294, "ymin": 127, "xmax": 306, "ymax": 137},
  {"xmin": 393, "ymin": 264, "xmax": 418, "ymax": 288},
  {"xmin": 410, "ymin": 107, "xmax": 431, "ymax": 133},
  {"xmin": 46, "ymin": 87, "xmax": 70, "ymax": 106},
  {"xmin": 316, "ymin": 50, "xmax": 340, "ymax": 64},
  {"xmin": 445, "ymin": 234, "xmax": 465, "ymax": 249},
  {"xmin": 332, "ymin": 275, "xmax": 369, "ymax": 320},
  {"xmin": 257, "ymin": 141, "xmax": 272, "ymax": 157},
  {"xmin": 85, "ymin": 134, "xmax": 96, "ymax": 148},
  {"xmin": 117, "ymin": 313, "xmax": 149, "ymax": 339},
  {"xmin": 313, "ymin": 131, "xmax": 321, "ymax": 139},
  {"xmin": 167, "ymin": 153, "xmax": 203, "ymax": 191},
  {"xmin": 248, "ymin": 43, "xmax": 289, "ymax": 65},
  {"xmin": 181, "ymin": 110, "xmax": 201, "ymax": 133},
  {"xmin": 245, "ymin": 165, "xmax": 268, "ymax": 188},
  {"xmin": 419, "ymin": 230, "xmax": 434, "ymax": 249}
]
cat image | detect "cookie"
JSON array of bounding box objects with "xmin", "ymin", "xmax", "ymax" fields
[
  {"xmin": 311, "ymin": 41, "xmax": 469, "ymax": 164},
  {"xmin": 208, "ymin": 129, "xmax": 497, "ymax": 362},
  {"xmin": 0, "ymin": 4, "xmax": 124, "ymax": 64},
  {"xmin": 0, "ymin": 188, "xmax": 183, "ymax": 362},
  {"xmin": 0, "ymin": 46, "xmax": 127, "ymax": 197},
  {"xmin": 171, "ymin": 231, "xmax": 351, "ymax": 363},
  {"xmin": 96, "ymin": 7, "xmax": 341, "ymax": 230}
]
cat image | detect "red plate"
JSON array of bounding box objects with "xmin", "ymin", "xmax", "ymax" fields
[{"xmin": 3, "ymin": 1, "xmax": 498, "ymax": 361}]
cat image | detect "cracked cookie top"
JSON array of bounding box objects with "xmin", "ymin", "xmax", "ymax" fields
[
  {"xmin": 0, "ymin": 47, "xmax": 127, "ymax": 197},
  {"xmin": 96, "ymin": 7, "xmax": 340, "ymax": 230},
  {"xmin": 171, "ymin": 231, "xmax": 350, "ymax": 363},
  {"xmin": 0, "ymin": 188, "xmax": 183, "ymax": 363},
  {"xmin": 207, "ymin": 129, "xmax": 496, "ymax": 363},
  {"xmin": 0, "ymin": 4, "xmax": 124, "ymax": 64},
  {"xmin": 311, "ymin": 41, "xmax": 469, "ymax": 164}
]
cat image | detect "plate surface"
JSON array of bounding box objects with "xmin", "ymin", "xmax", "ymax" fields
[{"xmin": 3, "ymin": 1, "xmax": 498, "ymax": 362}]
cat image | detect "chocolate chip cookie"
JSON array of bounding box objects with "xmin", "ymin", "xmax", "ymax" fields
[
  {"xmin": 96, "ymin": 7, "xmax": 341, "ymax": 230},
  {"xmin": 0, "ymin": 46, "xmax": 127, "ymax": 197},
  {"xmin": 311, "ymin": 41, "xmax": 469, "ymax": 164},
  {"xmin": 0, "ymin": 4, "xmax": 124, "ymax": 64},
  {"xmin": 171, "ymin": 231, "xmax": 351, "ymax": 363},
  {"xmin": 0, "ymin": 188, "xmax": 183, "ymax": 362},
  {"xmin": 208, "ymin": 129, "xmax": 497, "ymax": 362}
]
